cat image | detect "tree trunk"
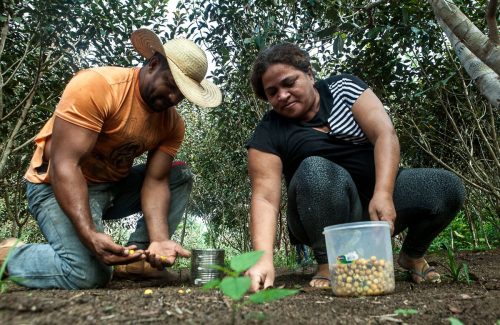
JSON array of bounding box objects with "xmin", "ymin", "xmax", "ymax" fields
[
  {"xmin": 0, "ymin": 90, "xmax": 36, "ymax": 177},
  {"xmin": 0, "ymin": 16, "xmax": 9, "ymax": 119},
  {"xmin": 429, "ymin": 0, "xmax": 500, "ymax": 76},
  {"xmin": 436, "ymin": 17, "xmax": 500, "ymax": 108}
]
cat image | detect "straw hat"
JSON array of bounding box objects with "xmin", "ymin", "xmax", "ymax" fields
[{"xmin": 131, "ymin": 28, "xmax": 222, "ymax": 108}]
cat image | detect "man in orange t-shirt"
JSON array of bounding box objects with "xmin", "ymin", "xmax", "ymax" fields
[{"xmin": 1, "ymin": 29, "xmax": 222, "ymax": 289}]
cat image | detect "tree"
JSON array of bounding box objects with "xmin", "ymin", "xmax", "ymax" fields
[
  {"xmin": 0, "ymin": 0, "xmax": 172, "ymax": 237},
  {"xmin": 429, "ymin": 0, "xmax": 499, "ymax": 108},
  {"xmin": 172, "ymin": 0, "xmax": 498, "ymax": 250}
]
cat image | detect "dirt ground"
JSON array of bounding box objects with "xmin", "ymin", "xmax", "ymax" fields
[{"xmin": 0, "ymin": 249, "xmax": 498, "ymax": 325}]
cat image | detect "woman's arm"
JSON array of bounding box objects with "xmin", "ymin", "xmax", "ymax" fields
[
  {"xmin": 352, "ymin": 89, "xmax": 400, "ymax": 234},
  {"xmin": 246, "ymin": 148, "xmax": 283, "ymax": 291}
]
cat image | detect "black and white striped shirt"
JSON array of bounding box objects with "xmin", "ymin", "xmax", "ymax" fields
[
  {"xmin": 247, "ymin": 74, "xmax": 375, "ymax": 197},
  {"xmin": 324, "ymin": 75, "xmax": 369, "ymax": 144}
]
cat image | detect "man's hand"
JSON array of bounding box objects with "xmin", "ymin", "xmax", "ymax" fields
[
  {"xmin": 84, "ymin": 231, "xmax": 145, "ymax": 265},
  {"xmin": 368, "ymin": 191, "xmax": 396, "ymax": 235},
  {"xmin": 245, "ymin": 259, "xmax": 275, "ymax": 292},
  {"xmin": 145, "ymin": 240, "xmax": 191, "ymax": 270}
]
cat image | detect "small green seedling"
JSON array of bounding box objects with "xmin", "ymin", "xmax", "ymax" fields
[
  {"xmin": 448, "ymin": 317, "xmax": 465, "ymax": 325},
  {"xmin": 0, "ymin": 239, "xmax": 25, "ymax": 293},
  {"xmin": 394, "ymin": 308, "xmax": 418, "ymax": 316},
  {"xmin": 441, "ymin": 243, "xmax": 471, "ymax": 284},
  {"xmin": 203, "ymin": 250, "xmax": 299, "ymax": 324}
]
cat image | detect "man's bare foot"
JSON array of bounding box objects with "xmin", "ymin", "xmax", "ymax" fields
[
  {"xmin": 309, "ymin": 263, "xmax": 331, "ymax": 288},
  {"xmin": 397, "ymin": 252, "xmax": 441, "ymax": 284}
]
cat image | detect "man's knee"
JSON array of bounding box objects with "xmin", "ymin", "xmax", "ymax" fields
[
  {"xmin": 170, "ymin": 161, "xmax": 194, "ymax": 188},
  {"xmin": 65, "ymin": 262, "xmax": 112, "ymax": 289}
]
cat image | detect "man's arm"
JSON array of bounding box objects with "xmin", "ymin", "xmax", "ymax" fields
[
  {"xmin": 352, "ymin": 89, "xmax": 400, "ymax": 234},
  {"xmin": 141, "ymin": 149, "xmax": 190, "ymax": 269},
  {"xmin": 50, "ymin": 117, "xmax": 142, "ymax": 265},
  {"xmin": 245, "ymin": 148, "xmax": 283, "ymax": 292}
]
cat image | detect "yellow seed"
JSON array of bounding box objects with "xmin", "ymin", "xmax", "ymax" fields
[
  {"xmin": 144, "ymin": 289, "xmax": 153, "ymax": 295},
  {"xmin": 178, "ymin": 289, "xmax": 185, "ymax": 294},
  {"xmin": 161, "ymin": 256, "xmax": 168, "ymax": 262},
  {"xmin": 129, "ymin": 249, "xmax": 135, "ymax": 255}
]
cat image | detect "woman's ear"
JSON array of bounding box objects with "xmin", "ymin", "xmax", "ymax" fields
[{"xmin": 307, "ymin": 66, "xmax": 315, "ymax": 79}]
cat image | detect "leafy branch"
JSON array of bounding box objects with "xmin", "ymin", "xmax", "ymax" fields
[{"xmin": 203, "ymin": 250, "xmax": 298, "ymax": 325}]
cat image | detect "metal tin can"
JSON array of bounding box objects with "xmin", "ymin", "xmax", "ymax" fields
[{"xmin": 190, "ymin": 249, "xmax": 225, "ymax": 285}]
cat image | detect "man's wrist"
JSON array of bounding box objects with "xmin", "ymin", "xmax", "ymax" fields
[{"xmin": 77, "ymin": 224, "xmax": 97, "ymax": 239}]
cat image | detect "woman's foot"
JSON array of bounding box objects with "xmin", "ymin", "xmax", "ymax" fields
[
  {"xmin": 309, "ymin": 263, "xmax": 331, "ymax": 288},
  {"xmin": 397, "ymin": 252, "xmax": 441, "ymax": 284}
]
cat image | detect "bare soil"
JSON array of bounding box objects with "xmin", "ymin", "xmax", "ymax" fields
[{"xmin": 0, "ymin": 249, "xmax": 499, "ymax": 325}]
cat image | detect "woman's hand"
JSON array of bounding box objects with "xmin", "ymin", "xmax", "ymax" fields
[
  {"xmin": 368, "ymin": 191, "xmax": 396, "ymax": 235},
  {"xmin": 246, "ymin": 258, "xmax": 275, "ymax": 292}
]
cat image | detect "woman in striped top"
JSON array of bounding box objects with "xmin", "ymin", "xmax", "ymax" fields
[{"xmin": 245, "ymin": 43, "xmax": 465, "ymax": 291}]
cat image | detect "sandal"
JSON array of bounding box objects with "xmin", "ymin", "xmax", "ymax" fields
[
  {"xmin": 309, "ymin": 274, "xmax": 331, "ymax": 288},
  {"xmin": 407, "ymin": 263, "xmax": 441, "ymax": 284}
]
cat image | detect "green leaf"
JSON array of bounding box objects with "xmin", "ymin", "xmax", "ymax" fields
[
  {"xmin": 248, "ymin": 288, "xmax": 299, "ymax": 304},
  {"xmin": 208, "ymin": 264, "xmax": 233, "ymax": 275},
  {"xmin": 394, "ymin": 308, "xmax": 418, "ymax": 315},
  {"xmin": 230, "ymin": 251, "xmax": 264, "ymax": 273},
  {"xmin": 448, "ymin": 317, "xmax": 464, "ymax": 325},
  {"xmin": 219, "ymin": 276, "xmax": 251, "ymax": 301},
  {"xmin": 202, "ymin": 279, "xmax": 221, "ymax": 291},
  {"xmin": 333, "ymin": 34, "xmax": 344, "ymax": 56}
]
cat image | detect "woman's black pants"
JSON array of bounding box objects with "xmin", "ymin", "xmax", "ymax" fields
[{"xmin": 287, "ymin": 156, "xmax": 466, "ymax": 264}]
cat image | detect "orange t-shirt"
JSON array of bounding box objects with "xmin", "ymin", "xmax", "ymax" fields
[{"xmin": 24, "ymin": 67, "xmax": 185, "ymax": 184}]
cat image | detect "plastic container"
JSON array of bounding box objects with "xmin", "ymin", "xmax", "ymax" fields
[
  {"xmin": 190, "ymin": 249, "xmax": 225, "ymax": 285},
  {"xmin": 323, "ymin": 221, "xmax": 395, "ymax": 296}
]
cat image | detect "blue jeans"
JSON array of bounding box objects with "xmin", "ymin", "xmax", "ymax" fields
[{"xmin": 7, "ymin": 163, "xmax": 193, "ymax": 289}]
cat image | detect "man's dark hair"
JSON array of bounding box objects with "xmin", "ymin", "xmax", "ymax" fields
[{"xmin": 250, "ymin": 43, "xmax": 311, "ymax": 101}]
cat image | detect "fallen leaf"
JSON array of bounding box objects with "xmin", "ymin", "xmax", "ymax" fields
[
  {"xmin": 448, "ymin": 306, "xmax": 462, "ymax": 314},
  {"xmin": 379, "ymin": 315, "xmax": 403, "ymax": 323}
]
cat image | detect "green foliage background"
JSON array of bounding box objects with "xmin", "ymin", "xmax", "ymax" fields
[{"xmin": 0, "ymin": 0, "xmax": 498, "ymax": 263}]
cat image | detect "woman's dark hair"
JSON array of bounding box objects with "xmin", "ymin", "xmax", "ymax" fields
[{"xmin": 250, "ymin": 43, "xmax": 311, "ymax": 101}]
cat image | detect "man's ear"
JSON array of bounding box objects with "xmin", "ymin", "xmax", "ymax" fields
[{"xmin": 148, "ymin": 55, "xmax": 160, "ymax": 71}]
